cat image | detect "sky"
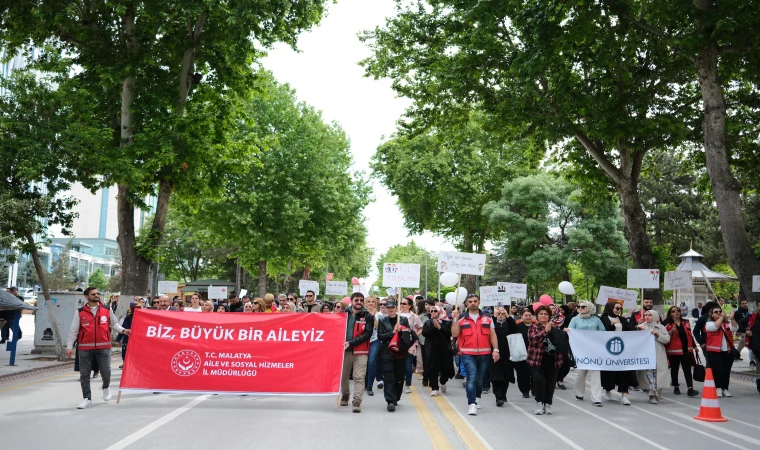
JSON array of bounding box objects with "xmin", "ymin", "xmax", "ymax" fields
[{"xmin": 262, "ymin": 0, "xmax": 455, "ymax": 284}]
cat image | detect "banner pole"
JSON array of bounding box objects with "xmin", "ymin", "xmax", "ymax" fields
[
  {"xmin": 116, "ymin": 390, "xmax": 122, "ymax": 405},
  {"xmin": 457, "ymin": 273, "xmax": 463, "ymax": 313}
]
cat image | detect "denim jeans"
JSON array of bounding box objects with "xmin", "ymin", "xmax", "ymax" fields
[
  {"xmin": 460, "ymin": 354, "xmax": 490, "ymax": 405},
  {"xmin": 405, "ymin": 354, "xmax": 415, "ymax": 386},
  {"xmin": 366, "ymin": 340, "xmax": 383, "ymax": 388}
]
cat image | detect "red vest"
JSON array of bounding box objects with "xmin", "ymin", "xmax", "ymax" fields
[
  {"xmin": 745, "ymin": 313, "xmax": 758, "ymax": 346},
  {"xmin": 77, "ymin": 303, "xmax": 112, "ymax": 350},
  {"xmin": 665, "ymin": 321, "xmax": 695, "ymax": 356},
  {"xmin": 705, "ymin": 321, "xmax": 733, "ymax": 353},
  {"xmin": 457, "ymin": 311, "xmax": 493, "ymax": 355},
  {"xmin": 349, "ymin": 311, "xmax": 370, "ymax": 355}
]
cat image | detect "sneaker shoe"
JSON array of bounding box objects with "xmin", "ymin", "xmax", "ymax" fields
[
  {"xmin": 556, "ymin": 382, "xmax": 566, "ymax": 390},
  {"xmin": 522, "ymin": 392, "xmax": 530, "ymax": 398},
  {"xmin": 387, "ymin": 403, "xmax": 396, "ymax": 412},
  {"xmin": 648, "ymin": 394, "xmax": 658, "ymax": 404},
  {"xmin": 404, "ymin": 386, "xmax": 412, "ymax": 394},
  {"xmin": 476, "ymin": 397, "xmax": 482, "ymax": 409},
  {"xmin": 593, "ymin": 402, "xmax": 603, "ymax": 407},
  {"xmin": 534, "ymin": 402, "xmax": 545, "ymax": 415},
  {"xmin": 367, "ymin": 389, "xmax": 374, "ymax": 396},
  {"xmin": 621, "ymin": 396, "xmax": 631, "ymax": 406},
  {"xmin": 673, "ymin": 387, "xmax": 681, "ymax": 395},
  {"xmin": 575, "ymin": 396, "xmax": 584, "ymax": 401},
  {"xmin": 462, "ymin": 380, "xmax": 466, "ymax": 388},
  {"xmin": 468, "ymin": 404, "xmax": 478, "ymax": 415},
  {"xmin": 422, "ymin": 379, "xmax": 429, "ymax": 387},
  {"xmin": 455, "ymin": 373, "xmax": 464, "ymax": 379},
  {"xmin": 544, "ymin": 403, "xmax": 552, "ymax": 415},
  {"xmin": 603, "ymin": 393, "xmax": 614, "ymax": 402},
  {"xmin": 103, "ymin": 387, "xmax": 111, "ymax": 402},
  {"xmin": 687, "ymin": 388, "xmax": 699, "ymax": 397},
  {"xmin": 750, "ymin": 360, "xmax": 756, "ymax": 366},
  {"xmin": 377, "ymin": 381, "xmax": 384, "ymax": 389},
  {"xmin": 431, "ymin": 390, "xmax": 439, "ymax": 397},
  {"xmin": 352, "ymin": 401, "xmax": 361, "ymax": 413},
  {"xmin": 0, "ymin": 340, "xmax": 6, "ymax": 344},
  {"xmin": 441, "ymin": 384, "xmax": 447, "ymax": 393},
  {"xmin": 483, "ymin": 387, "xmax": 490, "ymax": 394},
  {"xmin": 77, "ymin": 399, "xmax": 92, "ymax": 409},
  {"xmin": 722, "ymin": 389, "xmax": 732, "ymax": 397},
  {"xmin": 496, "ymin": 399, "xmax": 505, "ymax": 407},
  {"xmin": 340, "ymin": 394, "xmax": 349, "ymax": 406}
]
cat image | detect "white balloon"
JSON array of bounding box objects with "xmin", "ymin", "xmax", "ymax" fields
[
  {"xmin": 558, "ymin": 281, "xmax": 576, "ymax": 296},
  {"xmin": 439, "ymin": 272, "xmax": 459, "ymax": 287},
  {"xmin": 358, "ymin": 278, "xmax": 366, "ymax": 285},
  {"xmin": 445, "ymin": 292, "xmax": 457, "ymax": 305},
  {"xmin": 454, "ymin": 287, "xmax": 468, "ymax": 303}
]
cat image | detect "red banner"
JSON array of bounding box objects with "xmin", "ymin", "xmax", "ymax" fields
[{"xmin": 120, "ymin": 309, "xmax": 347, "ymax": 395}]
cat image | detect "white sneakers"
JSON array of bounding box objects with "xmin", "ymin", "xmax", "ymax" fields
[
  {"xmin": 77, "ymin": 399, "xmax": 93, "ymax": 409},
  {"xmin": 603, "ymin": 393, "xmax": 614, "ymax": 401},
  {"xmin": 431, "ymin": 390, "xmax": 439, "ymax": 397},
  {"xmin": 722, "ymin": 389, "xmax": 732, "ymax": 397},
  {"xmin": 404, "ymin": 386, "xmax": 412, "ymax": 394},
  {"xmin": 468, "ymin": 404, "xmax": 478, "ymax": 415},
  {"xmin": 103, "ymin": 387, "xmax": 112, "ymax": 402},
  {"xmin": 534, "ymin": 402, "xmax": 545, "ymax": 415},
  {"xmin": 475, "ymin": 397, "xmax": 482, "ymax": 409},
  {"xmin": 621, "ymin": 396, "xmax": 631, "ymax": 406},
  {"xmin": 440, "ymin": 384, "xmax": 447, "ymax": 393},
  {"xmin": 544, "ymin": 404, "xmax": 553, "ymax": 415}
]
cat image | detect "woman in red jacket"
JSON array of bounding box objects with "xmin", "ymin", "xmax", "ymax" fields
[
  {"xmin": 662, "ymin": 306, "xmax": 699, "ymax": 397},
  {"xmin": 704, "ymin": 307, "xmax": 738, "ymax": 397}
]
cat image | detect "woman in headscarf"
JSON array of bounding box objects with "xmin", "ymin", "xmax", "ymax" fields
[
  {"xmin": 421, "ymin": 305, "xmax": 455, "ymax": 396},
  {"xmin": 514, "ymin": 309, "xmax": 536, "ymax": 398},
  {"xmin": 635, "ymin": 309, "xmax": 670, "ymax": 404},
  {"xmin": 567, "ymin": 301, "xmax": 606, "ymax": 406},
  {"xmin": 549, "ymin": 303, "xmax": 570, "ymax": 390},
  {"xmin": 600, "ymin": 301, "xmax": 634, "ymax": 405},
  {"xmin": 487, "ymin": 306, "xmax": 518, "ymax": 406}
]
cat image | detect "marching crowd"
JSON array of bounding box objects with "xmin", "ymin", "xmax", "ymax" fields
[{"xmin": 67, "ymin": 287, "xmax": 760, "ymax": 414}]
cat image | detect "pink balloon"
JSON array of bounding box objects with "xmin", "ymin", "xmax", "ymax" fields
[
  {"xmin": 341, "ymin": 297, "xmax": 351, "ymax": 304},
  {"xmin": 351, "ymin": 277, "xmax": 359, "ymax": 285},
  {"xmin": 539, "ymin": 294, "xmax": 553, "ymax": 306}
]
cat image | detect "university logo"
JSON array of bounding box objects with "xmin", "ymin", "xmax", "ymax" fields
[
  {"xmin": 171, "ymin": 350, "xmax": 202, "ymax": 376},
  {"xmin": 605, "ymin": 337, "xmax": 624, "ymax": 355}
]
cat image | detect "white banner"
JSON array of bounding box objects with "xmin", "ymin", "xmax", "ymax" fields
[
  {"xmin": 157, "ymin": 280, "xmax": 178, "ymax": 293},
  {"xmin": 497, "ymin": 282, "xmax": 528, "ymax": 299},
  {"xmin": 298, "ymin": 280, "xmax": 320, "ymax": 297},
  {"xmin": 436, "ymin": 251, "xmax": 487, "ymax": 276},
  {"xmin": 569, "ymin": 329, "xmax": 656, "ymax": 371},
  {"xmin": 664, "ymin": 271, "xmax": 692, "ymax": 291},
  {"xmin": 627, "ymin": 269, "xmax": 660, "ymax": 289},
  {"xmin": 596, "ymin": 286, "xmax": 638, "ymax": 310},
  {"xmin": 352, "ymin": 284, "xmax": 370, "ymax": 297},
  {"xmin": 325, "ymin": 281, "xmax": 348, "ymax": 296},
  {"xmin": 239, "ymin": 289, "xmax": 248, "ymax": 298},
  {"xmin": 479, "ymin": 286, "xmax": 510, "ymax": 307},
  {"xmin": 386, "ymin": 287, "xmax": 396, "ymax": 296},
  {"xmin": 753, "ymin": 275, "xmax": 760, "ymax": 293},
  {"xmin": 208, "ymin": 285, "xmax": 229, "ymax": 300},
  {"xmin": 382, "ymin": 263, "xmax": 421, "ymax": 288}
]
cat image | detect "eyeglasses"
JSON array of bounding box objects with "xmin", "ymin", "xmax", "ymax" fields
[
  {"xmin": 354, "ymin": 298, "xmax": 365, "ymax": 302},
  {"xmin": 712, "ymin": 310, "xmax": 722, "ymax": 314}
]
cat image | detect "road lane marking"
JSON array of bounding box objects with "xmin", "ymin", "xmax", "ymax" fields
[
  {"xmin": 553, "ymin": 396, "xmax": 672, "ymax": 450},
  {"xmin": 435, "ymin": 391, "xmax": 495, "ymax": 450},
  {"xmin": 669, "ymin": 411, "xmax": 760, "ymax": 446},
  {"xmin": 408, "ymin": 385, "xmax": 453, "ymax": 450},
  {"xmin": 103, "ymin": 395, "xmax": 211, "ymax": 450},
  {"xmin": 506, "ymin": 401, "xmax": 585, "ymax": 450}
]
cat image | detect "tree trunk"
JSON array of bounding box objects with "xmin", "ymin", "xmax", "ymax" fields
[
  {"xmin": 24, "ymin": 232, "xmax": 66, "ymax": 361},
  {"xmin": 258, "ymin": 260, "xmax": 267, "ymax": 297},
  {"xmin": 694, "ymin": 45, "xmax": 760, "ymax": 303}
]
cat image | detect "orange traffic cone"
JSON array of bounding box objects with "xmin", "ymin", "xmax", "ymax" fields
[{"xmin": 694, "ymin": 367, "xmax": 727, "ymax": 422}]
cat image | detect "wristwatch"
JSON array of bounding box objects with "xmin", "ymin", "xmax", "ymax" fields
[{"xmin": 493, "ymin": 349, "xmax": 500, "ymax": 353}]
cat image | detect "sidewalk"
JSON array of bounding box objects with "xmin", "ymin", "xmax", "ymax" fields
[{"xmin": 0, "ymin": 315, "xmax": 74, "ymax": 381}]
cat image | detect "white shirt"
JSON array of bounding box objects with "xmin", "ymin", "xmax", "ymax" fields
[
  {"xmin": 66, "ymin": 305, "xmax": 125, "ymax": 350},
  {"xmin": 705, "ymin": 321, "xmax": 739, "ymax": 351},
  {"xmin": 184, "ymin": 307, "xmax": 202, "ymax": 313}
]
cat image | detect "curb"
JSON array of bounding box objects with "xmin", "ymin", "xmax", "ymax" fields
[
  {"xmin": 0, "ymin": 361, "xmax": 74, "ymax": 384},
  {"xmin": 730, "ymin": 370, "xmax": 758, "ymax": 383}
]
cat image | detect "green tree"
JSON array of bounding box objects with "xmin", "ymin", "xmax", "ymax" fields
[
  {"xmin": 484, "ymin": 173, "xmax": 628, "ymax": 295},
  {"xmin": 375, "ymin": 241, "xmax": 438, "ymax": 298},
  {"xmin": 88, "ymin": 268, "xmax": 108, "ymax": 291},
  {"xmin": 1, "ymin": 0, "xmax": 333, "ymax": 301},
  {"xmin": 372, "ymin": 112, "xmax": 539, "ymax": 292},
  {"xmin": 48, "ymin": 244, "xmax": 75, "ymax": 291},
  {"xmin": 361, "ymin": 0, "xmax": 701, "ymax": 303}
]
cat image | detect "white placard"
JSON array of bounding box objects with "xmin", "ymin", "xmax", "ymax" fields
[
  {"xmin": 352, "ymin": 284, "xmax": 370, "ymax": 297},
  {"xmin": 382, "ymin": 263, "xmax": 421, "ymax": 288},
  {"xmin": 437, "ymin": 251, "xmax": 487, "ymax": 276},
  {"xmin": 596, "ymin": 285, "xmax": 639, "ymax": 309},
  {"xmin": 326, "ymin": 281, "xmax": 348, "ymax": 296},
  {"xmin": 627, "ymin": 269, "xmax": 660, "ymax": 289},
  {"xmin": 569, "ymin": 330, "xmax": 656, "ymax": 371},
  {"xmin": 239, "ymin": 289, "xmax": 248, "ymax": 298},
  {"xmin": 157, "ymin": 280, "xmax": 178, "ymax": 293},
  {"xmin": 479, "ymin": 286, "xmax": 510, "ymax": 307},
  {"xmin": 664, "ymin": 271, "xmax": 692, "ymax": 291},
  {"xmin": 386, "ymin": 288, "xmax": 397, "ymax": 296},
  {"xmin": 497, "ymin": 282, "xmax": 528, "ymax": 299},
  {"xmin": 299, "ymin": 280, "xmax": 320, "ymax": 297},
  {"xmin": 208, "ymin": 285, "xmax": 229, "ymax": 300},
  {"xmin": 753, "ymin": 275, "xmax": 760, "ymax": 293}
]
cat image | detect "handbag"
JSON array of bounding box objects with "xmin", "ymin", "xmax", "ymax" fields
[
  {"xmin": 450, "ymin": 338, "xmax": 459, "ymax": 356},
  {"xmin": 507, "ymin": 334, "xmax": 527, "ymax": 362},
  {"xmin": 692, "ymin": 351, "xmax": 706, "ymax": 383}
]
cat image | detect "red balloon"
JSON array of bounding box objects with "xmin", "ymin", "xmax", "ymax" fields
[
  {"xmin": 341, "ymin": 297, "xmax": 351, "ymax": 304},
  {"xmin": 351, "ymin": 277, "xmax": 359, "ymax": 285},
  {"xmin": 539, "ymin": 294, "xmax": 553, "ymax": 306}
]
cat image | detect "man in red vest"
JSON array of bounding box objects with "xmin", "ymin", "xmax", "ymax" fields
[
  {"xmin": 66, "ymin": 286, "xmax": 130, "ymax": 409},
  {"xmin": 451, "ymin": 294, "xmax": 500, "ymax": 416},
  {"xmin": 340, "ymin": 292, "xmax": 374, "ymax": 413}
]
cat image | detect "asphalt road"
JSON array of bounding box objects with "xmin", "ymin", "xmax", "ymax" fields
[{"xmin": 1, "ymin": 357, "xmax": 758, "ymax": 450}]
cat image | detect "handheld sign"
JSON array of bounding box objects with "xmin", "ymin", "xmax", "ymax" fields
[
  {"xmin": 627, "ymin": 269, "xmax": 660, "ymax": 289},
  {"xmin": 158, "ymin": 281, "xmax": 178, "ymax": 293},
  {"xmin": 596, "ymin": 286, "xmax": 638, "ymax": 310},
  {"xmin": 664, "ymin": 271, "xmax": 692, "ymax": 291},
  {"xmin": 753, "ymin": 275, "xmax": 760, "ymax": 293},
  {"xmin": 497, "ymin": 282, "xmax": 528, "ymax": 299},
  {"xmin": 436, "ymin": 251, "xmax": 486, "ymax": 276},
  {"xmin": 480, "ymin": 286, "xmax": 510, "ymax": 307},
  {"xmin": 299, "ymin": 280, "xmax": 320, "ymax": 297},
  {"xmin": 208, "ymin": 285, "xmax": 228, "ymax": 300},
  {"xmin": 325, "ymin": 281, "xmax": 348, "ymax": 296},
  {"xmin": 382, "ymin": 263, "xmax": 421, "ymax": 288}
]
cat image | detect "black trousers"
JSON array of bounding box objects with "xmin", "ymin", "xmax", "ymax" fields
[
  {"xmin": 421, "ymin": 344, "xmax": 430, "ymax": 383},
  {"xmin": 531, "ymin": 357, "xmax": 558, "ymax": 405},
  {"xmin": 668, "ymin": 354, "xmax": 693, "ymax": 388},
  {"xmin": 428, "ymin": 366, "xmax": 451, "ymax": 391},
  {"xmin": 383, "ymin": 358, "xmax": 406, "ymax": 404},
  {"xmin": 601, "ymin": 370, "xmax": 631, "ymax": 394},
  {"xmin": 704, "ymin": 351, "xmax": 734, "ymax": 390},
  {"xmin": 492, "ymin": 380, "xmax": 509, "ymax": 401},
  {"xmin": 557, "ymin": 356, "xmax": 571, "ymax": 382},
  {"xmin": 514, "ymin": 361, "xmax": 532, "ymax": 395}
]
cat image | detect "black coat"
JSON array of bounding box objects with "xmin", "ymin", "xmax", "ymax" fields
[
  {"xmin": 600, "ymin": 313, "xmax": 632, "ymax": 332},
  {"xmin": 422, "ymin": 319, "xmax": 455, "ymax": 379},
  {"xmin": 378, "ymin": 315, "xmax": 417, "ymax": 360},
  {"xmin": 488, "ymin": 318, "xmax": 517, "ymax": 384}
]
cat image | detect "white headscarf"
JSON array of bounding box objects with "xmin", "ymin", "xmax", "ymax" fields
[
  {"xmin": 579, "ymin": 300, "xmax": 596, "ymax": 319},
  {"xmin": 640, "ymin": 309, "xmax": 661, "ymax": 329}
]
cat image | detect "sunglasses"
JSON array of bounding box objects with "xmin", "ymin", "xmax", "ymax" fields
[
  {"xmin": 400, "ymin": 302, "xmax": 409, "ymax": 306},
  {"xmin": 577, "ymin": 306, "xmax": 587, "ymax": 309},
  {"xmin": 306, "ymin": 294, "xmax": 314, "ymax": 297},
  {"xmin": 613, "ymin": 306, "xmax": 622, "ymax": 310},
  {"xmin": 354, "ymin": 298, "xmax": 365, "ymax": 302},
  {"xmin": 712, "ymin": 310, "xmax": 722, "ymax": 314},
  {"xmin": 287, "ymin": 298, "xmax": 296, "ymax": 301}
]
